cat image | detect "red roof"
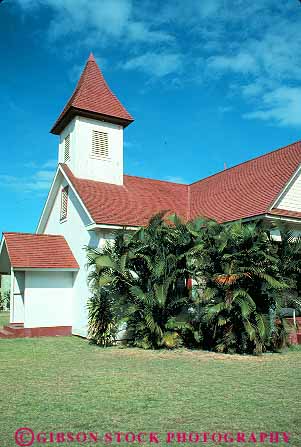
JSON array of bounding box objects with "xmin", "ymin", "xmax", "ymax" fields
[
  {"xmin": 51, "ymin": 53, "xmax": 133, "ymax": 135},
  {"xmin": 189, "ymin": 141, "xmax": 301, "ymax": 222},
  {"xmin": 60, "ymin": 141, "xmax": 301, "ymax": 226},
  {"xmin": 61, "ymin": 164, "xmax": 189, "ymax": 226},
  {"xmin": 269, "ymin": 208, "xmax": 301, "ymax": 219},
  {"xmin": 3, "ymin": 233, "xmax": 79, "ymax": 269}
]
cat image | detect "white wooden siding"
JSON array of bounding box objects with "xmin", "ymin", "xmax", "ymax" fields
[
  {"xmin": 276, "ymin": 169, "xmax": 301, "ymax": 212},
  {"xmin": 43, "ymin": 177, "xmax": 103, "ymax": 337},
  {"xmin": 24, "ymin": 271, "xmax": 73, "ymax": 328},
  {"xmin": 58, "ymin": 116, "xmax": 123, "ymax": 185}
]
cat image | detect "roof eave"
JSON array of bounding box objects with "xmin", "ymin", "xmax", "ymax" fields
[
  {"xmin": 50, "ymin": 106, "xmax": 134, "ymax": 135},
  {"xmin": 226, "ymin": 212, "xmax": 301, "ymax": 225},
  {"xmin": 86, "ymin": 223, "xmax": 139, "ymax": 231},
  {"xmin": 265, "ymin": 213, "xmax": 301, "ymax": 225},
  {"xmin": 13, "ymin": 267, "xmax": 79, "ymax": 272},
  {"xmin": 0, "ymin": 236, "xmax": 5, "ymax": 256},
  {"xmin": 58, "ymin": 164, "xmax": 95, "ymax": 225},
  {"xmin": 36, "ymin": 165, "xmax": 61, "ymax": 234}
]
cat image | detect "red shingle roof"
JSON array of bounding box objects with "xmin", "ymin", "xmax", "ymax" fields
[
  {"xmin": 60, "ymin": 141, "xmax": 301, "ymax": 226},
  {"xmin": 61, "ymin": 164, "xmax": 189, "ymax": 226},
  {"xmin": 269, "ymin": 208, "xmax": 301, "ymax": 219},
  {"xmin": 189, "ymin": 141, "xmax": 301, "ymax": 222},
  {"xmin": 3, "ymin": 233, "xmax": 79, "ymax": 269},
  {"xmin": 51, "ymin": 53, "xmax": 133, "ymax": 135}
]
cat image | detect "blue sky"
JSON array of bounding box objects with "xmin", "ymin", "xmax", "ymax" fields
[{"xmin": 0, "ymin": 0, "xmax": 301, "ymax": 233}]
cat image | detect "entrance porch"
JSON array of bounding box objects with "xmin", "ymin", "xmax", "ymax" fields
[{"xmin": 0, "ymin": 233, "xmax": 79, "ymax": 338}]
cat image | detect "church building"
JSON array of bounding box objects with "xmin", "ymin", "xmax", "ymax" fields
[{"xmin": 1, "ymin": 54, "xmax": 301, "ymax": 338}]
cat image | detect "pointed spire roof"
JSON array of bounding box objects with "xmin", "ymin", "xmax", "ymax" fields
[{"xmin": 51, "ymin": 53, "xmax": 134, "ymax": 134}]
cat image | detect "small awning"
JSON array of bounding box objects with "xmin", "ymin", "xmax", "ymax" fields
[
  {"xmin": 269, "ymin": 208, "xmax": 301, "ymax": 220},
  {"xmin": 1, "ymin": 233, "xmax": 79, "ymax": 271}
]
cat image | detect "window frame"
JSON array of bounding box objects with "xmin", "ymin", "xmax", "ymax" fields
[
  {"xmin": 91, "ymin": 129, "xmax": 109, "ymax": 160},
  {"xmin": 60, "ymin": 185, "xmax": 69, "ymax": 222},
  {"xmin": 64, "ymin": 134, "xmax": 71, "ymax": 162}
]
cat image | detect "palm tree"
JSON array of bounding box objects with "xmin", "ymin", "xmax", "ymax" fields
[
  {"xmin": 272, "ymin": 225, "xmax": 301, "ymax": 311},
  {"xmin": 187, "ymin": 219, "xmax": 288, "ymax": 354},
  {"xmin": 86, "ymin": 232, "xmax": 133, "ymax": 346},
  {"xmin": 86, "ymin": 214, "xmax": 195, "ymax": 349},
  {"xmin": 86, "ymin": 214, "xmax": 297, "ymax": 354}
]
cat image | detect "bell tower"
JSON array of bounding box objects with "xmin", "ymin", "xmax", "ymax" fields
[{"xmin": 50, "ymin": 53, "xmax": 134, "ymax": 185}]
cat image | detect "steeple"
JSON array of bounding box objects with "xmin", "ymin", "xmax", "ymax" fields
[
  {"xmin": 50, "ymin": 53, "xmax": 134, "ymax": 135},
  {"xmin": 53, "ymin": 53, "xmax": 133, "ymax": 185}
]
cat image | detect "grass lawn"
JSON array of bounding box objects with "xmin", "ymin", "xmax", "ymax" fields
[{"xmin": 0, "ymin": 314, "xmax": 300, "ymax": 446}]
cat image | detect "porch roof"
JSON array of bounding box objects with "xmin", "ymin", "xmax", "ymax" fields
[
  {"xmin": 269, "ymin": 208, "xmax": 301, "ymax": 220},
  {"xmin": 1, "ymin": 233, "xmax": 79, "ymax": 270}
]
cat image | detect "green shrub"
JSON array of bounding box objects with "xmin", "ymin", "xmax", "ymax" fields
[
  {"xmin": 87, "ymin": 287, "xmax": 118, "ymax": 346},
  {"xmin": 86, "ymin": 215, "xmax": 301, "ymax": 354},
  {"xmin": 0, "ymin": 291, "xmax": 9, "ymax": 311}
]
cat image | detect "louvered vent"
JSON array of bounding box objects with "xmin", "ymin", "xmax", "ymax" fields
[
  {"xmin": 60, "ymin": 186, "xmax": 69, "ymax": 221},
  {"xmin": 64, "ymin": 134, "xmax": 70, "ymax": 162},
  {"xmin": 91, "ymin": 130, "xmax": 109, "ymax": 159}
]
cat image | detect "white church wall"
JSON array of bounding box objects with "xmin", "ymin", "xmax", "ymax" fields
[
  {"xmin": 24, "ymin": 271, "xmax": 73, "ymax": 328},
  {"xmin": 269, "ymin": 228, "xmax": 282, "ymax": 241},
  {"xmin": 11, "ymin": 271, "xmax": 25, "ymax": 324},
  {"xmin": 43, "ymin": 177, "xmax": 104, "ymax": 336},
  {"xmin": 58, "ymin": 118, "xmax": 76, "ymax": 165},
  {"xmin": 39, "ymin": 84, "xmax": 126, "ymax": 336},
  {"xmin": 276, "ymin": 169, "xmax": 301, "ymax": 212},
  {"xmin": 269, "ymin": 223, "xmax": 301, "ymax": 240},
  {"xmin": 60, "ymin": 116, "xmax": 123, "ymax": 185}
]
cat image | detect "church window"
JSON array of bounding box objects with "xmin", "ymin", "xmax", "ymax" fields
[
  {"xmin": 60, "ymin": 186, "xmax": 69, "ymax": 221},
  {"xmin": 91, "ymin": 130, "xmax": 109, "ymax": 159},
  {"xmin": 64, "ymin": 134, "xmax": 70, "ymax": 162}
]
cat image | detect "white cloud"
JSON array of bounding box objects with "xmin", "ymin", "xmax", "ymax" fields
[
  {"xmin": 0, "ymin": 160, "xmax": 56, "ymax": 192},
  {"xmin": 127, "ymin": 22, "xmax": 174, "ymax": 43},
  {"xmin": 244, "ymin": 87, "xmax": 301, "ymax": 127},
  {"xmin": 207, "ymin": 53, "xmax": 258, "ymax": 75},
  {"xmin": 15, "ymin": 0, "xmax": 172, "ymax": 46},
  {"xmin": 241, "ymin": 82, "xmax": 265, "ymax": 99},
  {"xmin": 123, "ymin": 52, "xmax": 183, "ymax": 77},
  {"xmin": 156, "ymin": 0, "xmax": 224, "ymax": 26},
  {"xmin": 24, "ymin": 159, "xmax": 57, "ymax": 170},
  {"xmin": 165, "ymin": 176, "xmax": 187, "ymax": 184},
  {"xmin": 199, "ymin": 2, "xmax": 301, "ymax": 127},
  {"xmin": 249, "ymin": 26, "xmax": 301, "ymax": 83},
  {"xmin": 16, "ymin": 0, "xmax": 132, "ymax": 37},
  {"xmin": 41, "ymin": 159, "xmax": 57, "ymax": 169},
  {"xmin": 14, "ymin": 0, "xmax": 42, "ymax": 9},
  {"xmin": 46, "ymin": 0, "xmax": 131, "ymax": 41},
  {"xmin": 0, "ymin": 173, "xmax": 52, "ymax": 192},
  {"xmin": 196, "ymin": 0, "xmax": 223, "ymax": 18},
  {"xmin": 13, "ymin": 0, "xmax": 301, "ymax": 126},
  {"xmin": 218, "ymin": 106, "xmax": 233, "ymax": 114}
]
